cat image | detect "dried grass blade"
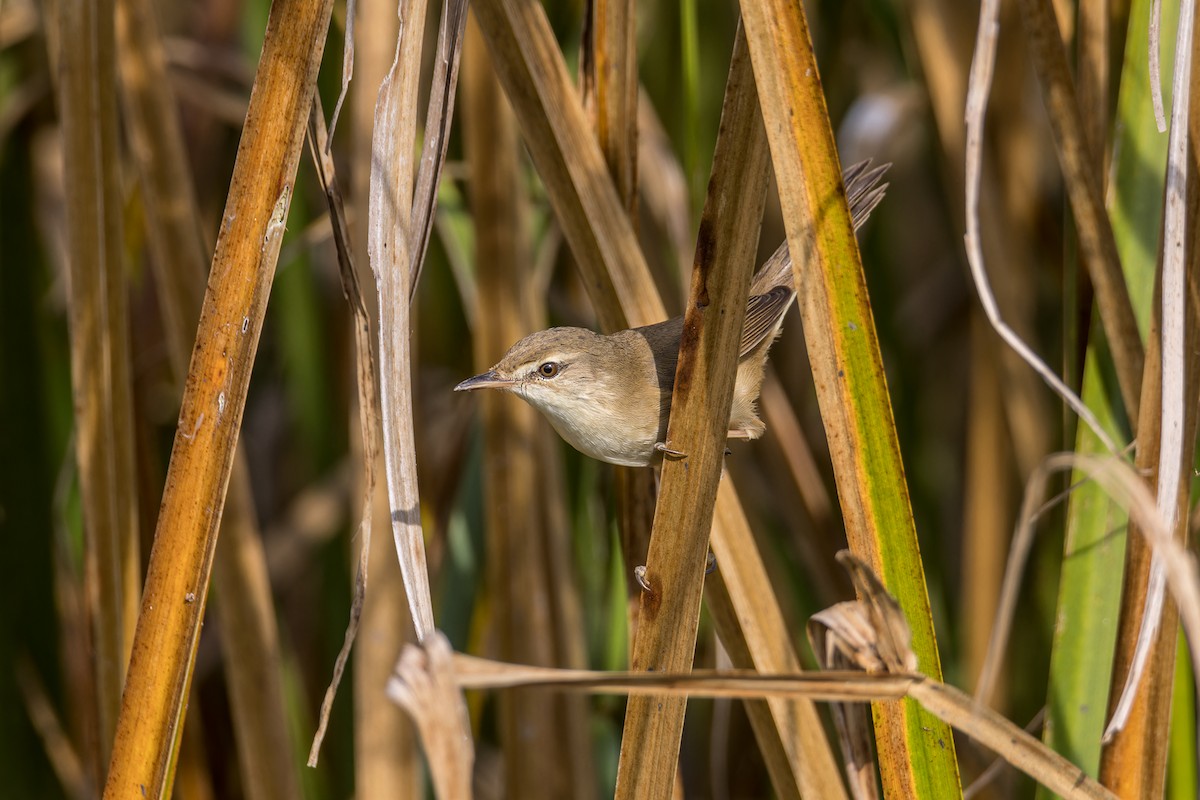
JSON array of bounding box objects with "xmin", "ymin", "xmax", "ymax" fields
[
  {"xmin": 369, "ymin": 0, "xmax": 436, "ymax": 639},
  {"xmin": 306, "ymin": 97, "xmax": 381, "ymax": 766},
  {"xmin": 614, "ymin": 24, "xmax": 769, "ymax": 799},
  {"xmin": 56, "ymin": 0, "xmax": 140, "ymax": 759},
  {"xmin": 964, "ymin": 0, "xmax": 1120, "ymax": 455},
  {"xmin": 737, "ymin": 0, "xmax": 961, "ymax": 795},
  {"xmin": 592, "ymin": 0, "xmax": 637, "ymax": 209},
  {"xmin": 408, "ymin": 0, "xmax": 468, "ymax": 295},
  {"xmin": 99, "ymin": 0, "xmax": 336, "ymax": 789}
]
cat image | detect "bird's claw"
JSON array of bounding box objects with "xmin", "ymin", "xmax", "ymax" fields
[{"xmin": 654, "ymin": 442, "xmax": 687, "ymax": 459}]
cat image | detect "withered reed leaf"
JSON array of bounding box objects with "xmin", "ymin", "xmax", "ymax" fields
[
  {"xmin": 409, "ymin": 0, "xmax": 468, "ymax": 297},
  {"xmin": 385, "ymin": 632, "xmax": 474, "ymax": 799},
  {"xmin": 1011, "ymin": 0, "xmax": 1145, "ymax": 423},
  {"xmin": 369, "ymin": 0, "xmax": 436, "ymax": 639}
]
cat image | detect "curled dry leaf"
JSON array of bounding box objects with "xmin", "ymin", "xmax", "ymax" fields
[
  {"xmin": 386, "ymin": 631, "xmax": 474, "ymax": 800},
  {"xmin": 809, "ymin": 550, "xmax": 918, "ymax": 675}
]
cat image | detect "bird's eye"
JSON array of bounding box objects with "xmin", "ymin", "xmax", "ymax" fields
[{"xmin": 538, "ymin": 362, "xmax": 560, "ymax": 378}]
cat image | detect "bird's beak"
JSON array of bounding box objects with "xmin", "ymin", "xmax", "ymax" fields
[{"xmin": 454, "ymin": 370, "xmax": 513, "ymax": 392}]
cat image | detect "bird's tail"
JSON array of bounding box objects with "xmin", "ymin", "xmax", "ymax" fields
[{"xmin": 750, "ymin": 158, "xmax": 890, "ymax": 295}]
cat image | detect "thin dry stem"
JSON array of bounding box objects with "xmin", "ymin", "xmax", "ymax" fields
[{"xmin": 963, "ymin": 0, "xmax": 1120, "ymax": 455}]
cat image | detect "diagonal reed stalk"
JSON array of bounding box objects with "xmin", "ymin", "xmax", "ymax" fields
[
  {"xmin": 100, "ymin": 0, "xmax": 335, "ymax": 790},
  {"xmin": 614, "ymin": 23, "xmax": 768, "ymax": 799},
  {"xmin": 737, "ymin": 0, "xmax": 961, "ymax": 795},
  {"xmin": 114, "ymin": 0, "xmax": 300, "ymax": 793}
]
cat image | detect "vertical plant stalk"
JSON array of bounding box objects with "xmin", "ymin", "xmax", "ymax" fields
[
  {"xmin": 591, "ymin": 0, "xmax": 656, "ymax": 659},
  {"xmin": 614, "ymin": 24, "xmax": 768, "ymax": 800},
  {"xmin": 100, "ymin": 0, "xmax": 335, "ymax": 791},
  {"xmin": 57, "ymin": 0, "xmax": 140, "ymax": 760},
  {"xmin": 115, "ymin": 0, "xmax": 301, "ymax": 793},
  {"xmin": 593, "ymin": 0, "xmax": 637, "ymax": 214},
  {"xmin": 737, "ymin": 0, "xmax": 962, "ymax": 797},
  {"xmin": 463, "ymin": 13, "xmax": 582, "ymax": 797},
  {"xmin": 306, "ymin": 98, "xmax": 380, "ymax": 769},
  {"xmin": 369, "ymin": 0, "xmax": 436, "ymax": 640}
]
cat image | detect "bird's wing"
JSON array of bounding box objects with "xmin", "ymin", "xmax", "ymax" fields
[{"xmin": 740, "ymin": 286, "xmax": 794, "ymax": 358}]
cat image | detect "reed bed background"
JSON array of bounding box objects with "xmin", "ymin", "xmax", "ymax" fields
[{"xmin": 1, "ymin": 0, "xmax": 1197, "ymax": 796}]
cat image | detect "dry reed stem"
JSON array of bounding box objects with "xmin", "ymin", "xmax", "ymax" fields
[
  {"xmin": 636, "ymin": 91, "xmax": 692, "ymax": 290},
  {"xmin": 1012, "ymin": 0, "xmax": 1145, "ymax": 422},
  {"xmin": 1104, "ymin": 0, "xmax": 1197, "ymax": 743},
  {"xmin": 961, "ymin": 318, "xmax": 1011, "ymax": 697},
  {"xmin": 1100, "ymin": 34, "xmax": 1200, "ymax": 780},
  {"xmin": 115, "ymin": 0, "xmax": 299, "ymax": 792},
  {"xmin": 99, "ymin": 0, "xmax": 334, "ymax": 789},
  {"xmin": 114, "ymin": 0, "xmax": 208, "ymax": 374},
  {"xmin": 463, "ymin": 13, "xmax": 583, "ymax": 796},
  {"xmin": 211, "ymin": 463, "xmax": 300, "ymax": 800},
  {"xmin": 57, "ymin": 0, "xmax": 140, "ymax": 760},
  {"xmin": 369, "ymin": 0, "xmax": 435, "ymax": 639},
  {"xmin": 16, "ymin": 653, "xmax": 87, "ymax": 799},
  {"xmin": 613, "ymin": 24, "xmax": 770, "ymax": 800},
  {"xmin": 349, "ymin": 0, "xmax": 422, "ymax": 783}
]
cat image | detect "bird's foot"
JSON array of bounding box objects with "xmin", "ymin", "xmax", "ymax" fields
[{"xmin": 654, "ymin": 441, "xmax": 687, "ymax": 459}]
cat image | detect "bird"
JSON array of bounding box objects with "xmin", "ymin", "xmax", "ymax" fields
[{"xmin": 455, "ymin": 160, "xmax": 889, "ymax": 467}]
